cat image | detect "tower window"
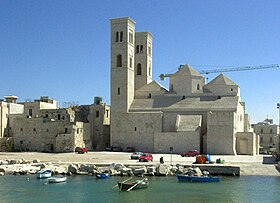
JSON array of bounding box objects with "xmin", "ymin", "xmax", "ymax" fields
[
  {"xmin": 140, "ymin": 45, "xmax": 143, "ymax": 53},
  {"xmin": 261, "ymin": 128, "xmax": 263, "ymax": 133},
  {"xmin": 106, "ymin": 109, "xmax": 109, "ymax": 118},
  {"xmin": 148, "ymin": 93, "xmax": 151, "ymax": 98},
  {"xmin": 117, "ymin": 55, "xmax": 122, "ymax": 67},
  {"xmin": 197, "ymin": 84, "xmax": 200, "ymax": 90},
  {"xmin": 120, "ymin": 32, "xmax": 123, "ymax": 42},
  {"xmin": 117, "ymin": 87, "xmax": 120, "ymax": 95},
  {"xmin": 149, "ymin": 65, "xmax": 151, "ymax": 76},
  {"xmin": 136, "ymin": 45, "xmax": 139, "ymax": 53},
  {"xmin": 270, "ymin": 129, "xmax": 273, "ymax": 134},
  {"xmin": 116, "ymin": 32, "xmax": 119, "ymax": 42},
  {"xmin": 65, "ymin": 128, "xmax": 68, "ymax": 133},
  {"xmin": 129, "ymin": 32, "xmax": 133, "ymax": 43},
  {"xmin": 231, "ymin": 88, "xmax": 233, "ymax": 91},
  {"xmin": 96, "ymin": 110, "xmax": 99, "ymax": 118},
  {"xmin": 28, "ymin": 109, "xmax": 32, "ymax": 117},
  {"xmin": 137, "ymin": 63, "xmax": 142, "ymax": 75},
  {"xmin": 129, "ymin": 57, "xmax": 132, "ymax": 68}
]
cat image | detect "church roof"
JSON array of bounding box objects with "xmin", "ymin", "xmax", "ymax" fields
[
  {"xmin": 206, "ymin": 74, "xmax": 238, "ymax": 86},
  {"xmin": 136, "ymin": 80, "xmax": 168, "ymax": 92},
  {"xmin": 175, "ymin": 64, "xmax": 203, "ymax": 77}
]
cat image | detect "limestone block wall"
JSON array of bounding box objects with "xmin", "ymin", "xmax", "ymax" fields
[
  {"xmin": 236, "ymin": 132, "xmax": 258, "ymax": 155},
  {"xmin": 154, "ymin": 131, "xmax": 200, "ymax": 153},
  {"xmin": 111, "ymin": 112, "xmax": 162, "ymax": 152},
  {"xmin": 207, "ymin": 111, "xmax": 235, "ymax": 155},
  {"xmin": 0, "ymin": 102, "xmax": 8, "ymax": 138},
  {"xmin": 0, "ymin": 137, "xmax": 13, "ymax": 151}
]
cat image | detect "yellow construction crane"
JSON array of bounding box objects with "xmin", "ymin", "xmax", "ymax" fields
[{"xmin": 159, "ymin": 64, "xmax": 279, "ymax": 80}]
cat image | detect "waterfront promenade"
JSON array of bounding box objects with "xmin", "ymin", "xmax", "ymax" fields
[{"xmin": 0, "ymin": 152, "xmax": 279, "ymax": 176}]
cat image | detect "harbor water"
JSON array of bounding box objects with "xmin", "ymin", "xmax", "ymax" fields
[{"xmin": 0, "ymin": 175, "xmax": 279, "ymax": 203}]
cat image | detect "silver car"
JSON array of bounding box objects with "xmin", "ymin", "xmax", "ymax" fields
[{"xmin": 130, "ymin": 152, "xmax": 143, "ymax": 159}]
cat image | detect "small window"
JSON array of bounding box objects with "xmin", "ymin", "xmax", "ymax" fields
[
  {"xmin": 261, "ymin": 129, "xmax": 263, "ymax": 133},
  {"xmin": 149, "ymin": 66, "xmax": 151, "ymax": 76},
  {"xmin": 140, "ymin": 45, "xmax": 143, "ymax": 53},
  {"xmin": 96, "ymin": 110, "xmax": 99, "ymax": 118},
  {"xmin": 46, "ymin": 114, "xmax": 48, "ymax": 118},
  {"xmin": 118, "ymin": 87, "xmax": 120, "ymax": 95},
  {"xmin": 134, "ymin": 127, "xmax": 137, "ymax": 131},
  {"xmin": 270, "ymin": 129, "xmax": 273, "ymax": 134},
  {"xmin": 29, "ymin": 109, "xmax": 32, "ymax": 117},
  {"xmin": 197, "ymin": 84, "xmax": 200, "ymax": 90},
  {"xmin": 231, "ymin": 88, "xmax": 233, "ymax": 91},
  {"xmin": 129, "ymin": 32, "xmax": 133, "ymax": 43},
  {"xmin": 62, "ymin": 116, "xmax": 65, "ymax": 120},
  {"xmin": 129, "ymin": 57, "xmax": 132, "ymax": 68},
  {"xmin": 137, "ymin": 63, "xmax": 142, "ymax": 75},
  {"xmin": 20, "ymin": 141, "xmax": 23, "ymax": 144},
  {"xmin": 117, "ymin": 55, "xmax": 122, "ymax": 67},
  {"xmin": 20, "ymin": 128, "xmax": 23, "ymax": 132},
  {"xmin": 58, "ymin": 114, "xmax": 61, "ymax": 120},
  {"xmin": 116, "ymin": 32, "xmax": 119, "ymax": 42},
  {"xmin": 182, "ymin": 96, "xmax": 185, "ymax": 100},
  {"xmin": 46, "ymin": 129, "xmax": 49, "ymax": 132},
  {"xmin": 120, "ymin": 32, "xmax": 123, "ymax": 42},
  {"xmin": 77, "ymin": 128, "xmax": 79, "ymax": 134},
  {"xmin": 33, "ymin": 128, "xmax": 36, "ymax": 132},
  {"xmin": 136, "ymin": 45, "xmax": 139, "ymax": 53},
  {"xmin": 148, "ymin": 93, "xmax": 151, "ymax": 98},
  {"xmin": 65, "ymin": 128, "xmax": 68, "ymax": 133},
  {"xmin": 106, "ymin": 109, "xmax": 109, "ymax": 118}
]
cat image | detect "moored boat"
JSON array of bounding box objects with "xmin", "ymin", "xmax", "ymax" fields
[
  {"xmin": 36, "ymin": 169, "xmax": 52, "ymax": 179},
  {"xmin": 177, "ymin": 174, "xmax": 221, "ymax": 182},
  {"xmin": 118, "ymin": 178, "xmax": 149, "ymax": 191},
  {"xmin": 48, "ymin": 176, "xmax": 67, "ymax": 183},
  {"xmin": 96, "ymin": 173, "xmax": 110, "ymax": 179}
]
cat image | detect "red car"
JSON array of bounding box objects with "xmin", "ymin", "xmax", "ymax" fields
[
  {"xmin": 78, "ymin": 147, "xmax": 88, "ymax": 154},
  {"xmin": 180, "ymin": 150, "xmax": 199, "ymax": 157},
  {"xmin": 139, "ymin": 153, "xmax": 153, "ymax": 162}
]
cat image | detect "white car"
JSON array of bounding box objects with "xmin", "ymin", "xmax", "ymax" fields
[{"xmin": 130, "ymin": 152, "xmax": 143, "ymax": 159}]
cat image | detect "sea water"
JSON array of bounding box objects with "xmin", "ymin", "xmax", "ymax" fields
[{"xmin": 0, "ymin": 175, "xmax": 279, "ymax": 203}]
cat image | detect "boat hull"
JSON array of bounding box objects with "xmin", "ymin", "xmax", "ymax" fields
[
  {"xmin": 118, "ymin": 181, "xmax": 149, "ymax": 191},
  {"xmin": 48, "ymin": 176, "xmax": 67, "ymax": 183},
  {"xmin": 36, "ymin": 169, "xmax": 52, "ymax": 179},
  {"xmin": 96, "ymin": 173, "xmax": 110, "ymax": 179},
  {"xmin": 177, "ymin": 174, "xmax": 221, "ymax": 182}
]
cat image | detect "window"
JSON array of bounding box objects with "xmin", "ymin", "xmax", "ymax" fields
[
  {"xmin": 106, "ymin": 109, "xmax": 109, "ymax": 118},
  {"xmin": 117, "ymin": 55, "xmax": 122, "ymax": 67},
  {"xmin": 65, "ymin": 128, "xmax": 68, "ymax": 133},
  {"xmin": 137, "ymin": 63, "xmax": 142, "ymax": 75},
  {"xmin": 182, "ymin": 96, "xmax": 185, "ymax": 100},
  {"xmin": 197, "ymin": 84, "xmax": 200, "ymax": 90},
  {"xmin": 58, "ymin": 114, "xmax": 61, "ymax": 120},
  {"xmin": 46, "ymin": 114, "xmax": 48, "ymax": 118},
  {"xmin": 20, "ymin": 128, "xmax": 23, "ymax": 132},
  {"xmin": 270, "ymin": 129, "xmax": 273, "ymax": 134},
  {"xmin": 231, "ymin": 88, "xmax": 233, "ymax": 91},
  {"xmin": 28, "ymin": 109, "xmax": 32, "ymax": 117},
  {"xmin": 129, "ymin": 57, "xmax": 132, "ymax": 68},
  {"xmin": 270, "ymin": 137, "xmax": 273, "ymax": 143},
  {"xmin": 148, "ymin": 93, "xmax": 151, "ymax": 98},
  {"xmin": 20, "ymin": 141, "xmax": 23, "ymax": 144},
  {"xmin": 46, "ymin": 129, "xmax": 49, "ymax": 132},
  {"xmin": 129, "ymin": 32, "xmax": 133, "ymax": 43},
  {"xmin": 77, "ymin": 128, "xmax": 79, "ymax": 134},
  {"xmin": 118, "ymin": 87, "xmax": 120, "ymax": 95},
  {"xmin": 148, "ymin": 46, "xmax": 151, "ymax": 55},
  {"xmin": 33, "ymin": 128, "xmax": 36, "ymax": 132},
  {"xmin": 116, "ymin": 32, "xmax": 119, "ymax": 42},
  {"xmin": 96, "ymin": 110, "xmax": 99, "ymax": 118},
  {"xmin": 136, "ymin": 45, "xmax": 139, "ymax": 53},
  {"xmin": 261, "ymin": 128, "xmax": 263, "ymax": 133},
  {"xmin": 134, "ymin": 127, "xmax": 137, "ymax": 131},
  {"xmin": 140, "ymin": 45, "xmax": 143, "ymax": 53},
  {"xmin": 120, "ymin": 32, "xmax": 123, "ymax": 42}
]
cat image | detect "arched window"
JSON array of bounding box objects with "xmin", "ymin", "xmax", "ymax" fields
[
  {"xmin": 117, "ymin": 55, "xmax": 122, "ymax": 67},
  {"xmin": 137, "ymin": 63, "xmax": 142, "ymax": 75},
  {"xmin": 120, "ymin": 32, "xmax": 123, "ymax": 42},
  {"xmin": 136, "ymin": 45, "xmax": 139, "ymax": 53},
  {"xmin": 197, "ymin": 84, "xmax": 200, "ymax": 90},
  {"xmin": 116, "ymin": 32, "xmax": 119, "ymax": 42}
]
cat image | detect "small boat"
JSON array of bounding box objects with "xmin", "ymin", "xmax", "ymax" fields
[
  {"xmin": 177, "ymin": 174, "xmax": 221, "ymax": 182},
  {"xmin": 118, "ymin": 178, "xmax": 149, "ymax": 191},
  {"xmin": 96, "ymin": 173, "xmax": 110, "ymax": 179},
  {"xmin": 48, "ymin": 176, "xmax": 67, "ymax": 183},
  {"xmin": 36, "ymin": 169, "xmax": 52, "ymax": 179}
]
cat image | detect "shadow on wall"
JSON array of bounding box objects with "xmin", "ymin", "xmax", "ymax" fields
[{"xmin": 262, "ymin": 156, "xmax": 277, "ymax": 165}]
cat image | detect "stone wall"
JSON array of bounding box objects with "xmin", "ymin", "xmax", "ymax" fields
[{"xmin": 236, "ymin": 132, "xmax": 258, "ymax": 155}]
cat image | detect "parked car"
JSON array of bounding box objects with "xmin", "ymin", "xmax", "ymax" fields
[
  {"xmin": 76, "ymin": 147, "xmax": 88, "ymax": 154},
  {"xmin": 105, "ymin": 146, "xmax": 123, "ymax": 152},
  {"xmin": 126, "ymin": 146, "xmax": 136, "ymax": 152},
  {"xmin": 139, "ymin": 153, "xmax": 153, "ymax": 162},
  {"xmin": 130, "ymin": 152, "xmax": 143, "ymax": 159},
  {"xmin": 180, "ymin": 150, "xmax": 199, "ymax": 157}
]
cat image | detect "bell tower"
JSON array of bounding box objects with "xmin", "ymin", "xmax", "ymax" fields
[{"xmin": 110, "ymin": 17, "xmax": 136, "ymax": 113}]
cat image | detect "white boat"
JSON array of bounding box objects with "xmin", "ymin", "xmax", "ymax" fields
[
  {"xmin": 36, "ymin": 169, "xmax": 52, "ymax": 179},
  {"xmin": 48, "ymin": 176, "xmax": 67, "ymax": 183}
]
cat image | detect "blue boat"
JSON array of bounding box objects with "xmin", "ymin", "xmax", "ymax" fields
[
  {"xmin": 96, "ymin": 173, "xmax": 110, "ymax": 179},
  {"xmin": 177, "ymin": 174, "xmax": 221, "ymax": 182},
  {"xmin": 36, "ymin": 169, "xmax": 52, "ymax": 179}
]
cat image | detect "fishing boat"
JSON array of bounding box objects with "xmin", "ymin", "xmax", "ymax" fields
[
  {"xmin": 177, "ymin": 174, "xmax": 221, "ymax": 182},
  {"xmin": 36, "ymin": 169, "xmax": 52, "ymax": 179},
  {"xmin": 48, "ymin": 176, "xmax": 67, "ymax": 183},
  {"xmin": 118, "ymin": 178, "xmax": 149, "ymax": 191},
  {"xmin": 96, "ymin": 173, "xmax": 110, "ymax": 179}
]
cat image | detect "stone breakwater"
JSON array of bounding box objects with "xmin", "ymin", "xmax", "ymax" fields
[{"xmin": 0, "ymin": 158, "xmax": 240, "ymax": 176}]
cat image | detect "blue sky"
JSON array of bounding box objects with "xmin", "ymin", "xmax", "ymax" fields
[{"xmin": 0, "ymin": 0, "xmax": 279, "ymax": 124}]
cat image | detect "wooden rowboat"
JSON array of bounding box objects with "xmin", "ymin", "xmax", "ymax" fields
[{"xmin": 118, "ymin": 178, "xmax": 149, "ymax": 191}]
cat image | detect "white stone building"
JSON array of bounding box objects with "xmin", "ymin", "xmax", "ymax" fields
[{"xmin": 110, "ymin": 17, "xmax": 258, "ymax": 155}]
